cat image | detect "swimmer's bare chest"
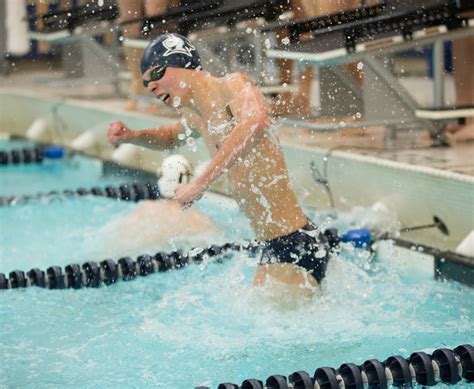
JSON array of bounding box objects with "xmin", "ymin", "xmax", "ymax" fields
[
  {"xmin": 183, "ymin": 107, "xmax": 307, "ymax": 240},
  {"xmin": 182, "ymin": 103, "xmax": 232, "ymax": 152}
]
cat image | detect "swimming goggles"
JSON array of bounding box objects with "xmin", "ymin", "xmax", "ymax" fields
[{"xmin": 143, "ymin": 66, "xmax": 167, "ymax": 88}]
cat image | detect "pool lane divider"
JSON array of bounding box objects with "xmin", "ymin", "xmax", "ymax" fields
[
  {"xmin": 0, "ymin": 146, "xmax": 45, "ymax": 165},
  {"xmin": 214, "ymin": 344, "xmax": 473, "ymax": 389},
  {"xmin": 0, "ymin": 181, "xmax": 161, "ymax": 206},
  {"xmin": 0, "ymin": 241, "xmax": 259, "ymax": 290},
  {"xmin": 0, "ymin": 145, "xmax": 69, "ymax": 165}
]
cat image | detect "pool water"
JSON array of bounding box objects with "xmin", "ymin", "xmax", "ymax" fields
[
  {"xmin": 0, "ymin": 194, "xmax": 252, "ymax": 272},
  {"xmin": 0, "ymin": 140, "xmax": 138, "ymax": 197},
  {"xmin": 0, "ymin": 138, "xmax": 36, "ymax": 150},
  {"xmin": 0, "ymin": 188, "xmax": 473, "ymax": 388}
]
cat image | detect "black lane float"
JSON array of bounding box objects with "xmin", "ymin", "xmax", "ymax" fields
[
  {"xmin": 216, "ymin": 344, "xmax": 474, "ymax": 389},
  {"xmin": 0, "ymin": 181, "xmax": 160, "ymax": 206},
  {"xmin": 0, "ymin": 241, "xmax": 259, "ymax": 290},
  {"xmin": 0, "ymin": 147, "xmax": 44, "ymax": 165}
]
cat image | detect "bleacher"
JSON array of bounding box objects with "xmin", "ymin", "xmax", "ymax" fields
[{"xmin": 19, "ymin": 0, "xmax": 474, "ymax": 142}]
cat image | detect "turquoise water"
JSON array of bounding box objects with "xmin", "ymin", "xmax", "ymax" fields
[
  {"xmin": 0, "ymin": 195, "xmax": 251, "ymax": 272},
  {"xmin": 0, "ymin": 141, "xmax": 133, "ymax": 197},
  {"xmin": 0, "ymin": 142, "xmax": 473, "ymax": 388},
  {"xmin": 0, "ymin": 138, "xmax": 36, "ymax": 150},
  {"xmin": 0, "ymin": 195, "xmax": 473, "ymax": 388}
]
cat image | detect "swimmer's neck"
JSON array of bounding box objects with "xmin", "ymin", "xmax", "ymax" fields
[{"xmin": 181, "ymin": 72, "xmax": 221, "ymax": 117}]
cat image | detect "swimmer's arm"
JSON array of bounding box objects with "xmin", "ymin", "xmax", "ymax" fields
[
  {"xmin": 193, "ymin": 82, "xmax": 270, "ymax": 191},
  {"xmin": 128, "ymin": 122, "xmax": 199, "ymax": 150}
]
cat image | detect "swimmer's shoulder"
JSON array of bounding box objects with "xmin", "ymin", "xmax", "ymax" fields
[
  {"xmin": 221, "ymin": 73, "xmax": 257, "ymax": 101},
  {"xmin": 224, "ymin": 73, "xmax": 253, "ymax": 88},
  {"xmin": 223, "ymin": 72, "xmax": 254, "ymax": 93},
  {"xmin": 224, "ymin": 72, "xmax": 252, "ymax": 83}
]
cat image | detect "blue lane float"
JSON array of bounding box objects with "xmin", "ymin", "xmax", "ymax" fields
[
  {"xmin": 43, "ymin": 145, "xmax": 64, "ymax": 159},
  {"xmin": 216, "ymin": 344, "xmax": 473, "ymax": 389},
  {"xmin": 340, "ymin": 228, "xmax": 372, "ymax": 248}
]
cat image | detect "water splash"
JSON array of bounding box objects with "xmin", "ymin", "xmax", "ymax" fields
[
  {"xmin": 1, "ymin": 202, "xmax": 472, "ymax": 387},
  {"xmin": 172, "ymin": 96, "xmax": 181, "ymax": 108}
]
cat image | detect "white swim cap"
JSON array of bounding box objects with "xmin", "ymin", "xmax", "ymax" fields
[{"xmin": 158, "ymin": 154, "xmax": 193, "ymax": 198}]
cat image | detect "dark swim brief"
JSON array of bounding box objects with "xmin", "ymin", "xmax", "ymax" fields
[{"xmin": 260, "ymin": 222, "xmax": 331, "ymax": 283}]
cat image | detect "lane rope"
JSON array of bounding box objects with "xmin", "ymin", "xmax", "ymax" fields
[
  {"xmin": 0, "ymin": 147, "xmax": 44, "ymax": 165},
  {"xmin": 0, "ymin": 241, "xmax": 259, "ymax": 290},
  {"xmin": 0, "ymin": 182, "xmax": 160, "ymax": 207},
  {"xmin": 215, "ymin": 344, "xmax": 474, "ymax": 389}
]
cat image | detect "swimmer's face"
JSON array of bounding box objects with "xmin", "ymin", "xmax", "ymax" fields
[
  {"xmin": 142, "ymin": 65, "xmax": 167, "ymax": 88},
  {"xmin": 142, "ymin": 66, "xmax": 189, "ymax": 109}
]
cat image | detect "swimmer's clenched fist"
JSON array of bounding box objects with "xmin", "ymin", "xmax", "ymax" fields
[
  {"xmin": 174, "ymin": 180, "xmax": 204, "ymax": 209},
  {"xmin": 108, "ymin": 120, "xmax": 133, "ymax": 145}
]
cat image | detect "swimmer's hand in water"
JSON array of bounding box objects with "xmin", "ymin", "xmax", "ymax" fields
[
  {"xmin": 174, "ymin": 182, "xmax": 204, "ymax": 209},
  {"xmin": 108, "ymin": 120, "xmax": 133, "ymax": 146}
]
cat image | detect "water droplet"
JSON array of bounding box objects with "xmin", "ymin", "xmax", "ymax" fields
[
  {"xmin": 357, "ymin": 62, "xmax": 364, "ymax": 70},
  {"xmin": 179, "ymin": 81, "xmax": 187, "ymax": 89},
  {"xmin": 281, "ymin": 37, "xmax": 290, "ymax": 45},
  {"xmin": 172, "ymin": 96, "xmax": 181, "ymax": 108},
  {"xmin": 355, "ymin": 112, "xmax": 362, "ymax": 119}
]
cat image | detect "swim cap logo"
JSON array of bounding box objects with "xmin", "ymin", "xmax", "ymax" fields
[{"xmin": 162, "ymin": 35, "xmax": 195, "ymax": 58}]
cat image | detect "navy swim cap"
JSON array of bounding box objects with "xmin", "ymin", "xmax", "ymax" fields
[{"xmin": 140, "ymin": 33, "xmax": 202, "ymax": 74}]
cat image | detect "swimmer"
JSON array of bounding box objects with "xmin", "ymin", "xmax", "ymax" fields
[
  {"xmin": 107, "ymin": 33, "xmax": 331, "ymax": 292},
  {"xmin": 103, "ymin": 155, "xmax": 216, "ymax": 256}
]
